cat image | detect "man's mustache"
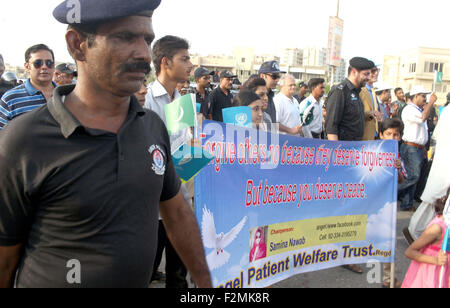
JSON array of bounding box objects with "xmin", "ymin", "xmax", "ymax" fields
[{"xmin": 121, "ymin": 62, "xmax": 151, "ymax": 74}]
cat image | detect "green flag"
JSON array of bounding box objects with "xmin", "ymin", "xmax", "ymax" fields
[
  {"xmin": 435, "ymin": 71, "xmax": 443, "ymax": 84},
  {"xmin": 164, "ymin": 94, "xmax": 197, "ymax": 135}
]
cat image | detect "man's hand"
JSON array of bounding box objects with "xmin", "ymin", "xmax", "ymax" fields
[
  {"xmin": 0, "ymin": 244, "xmax": 22, "ymax": 288},
  {"xmin": 429, "ymin": 93, "xmax": 438, "ymax": 104},
  {"xmin": 289, "ymin": 126, "xmax": 302, "ymax": 135},
  {"xmin": 159, "ymin": 191, "xmax": 212, "ymax": 288}
]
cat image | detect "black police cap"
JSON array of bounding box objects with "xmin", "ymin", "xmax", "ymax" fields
[
  {"xmin": 53, "ymin": 0, "xmax": 161, "ymax": 24},
  {"xmin": 349, "ymin": 57, "xmax": 375, "ymax": 71}
]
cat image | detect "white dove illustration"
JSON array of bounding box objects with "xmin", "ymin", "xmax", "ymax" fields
[{"xmin": 201, "ymin": 206, "xmax": 247, "ymax": 271}]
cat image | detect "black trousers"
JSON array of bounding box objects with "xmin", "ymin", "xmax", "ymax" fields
[
  {"xmin": 152, "ymin": 220, "xmax": 188, "ymax": 288},
  {"xmin": 311, "ymin": 131, "xmax": 322, "ymax": 139}
]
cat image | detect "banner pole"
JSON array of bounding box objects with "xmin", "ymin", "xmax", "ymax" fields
[{"xmin": 390, "ymin": 262, "xmax": 395, "ymax": 288}]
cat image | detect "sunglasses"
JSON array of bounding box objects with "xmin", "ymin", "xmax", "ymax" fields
[
  {"xmin": 32, "ymin": 59, "xmax": 55, "ymax": 69},
  {"xmin": 267, "ymin": 74, "xmax": 281, "ymax": 80}
]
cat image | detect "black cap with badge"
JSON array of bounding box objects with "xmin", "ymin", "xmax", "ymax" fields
[
  {"xmin": 258, "ymin": 60, "xmax": 286, "ymax": 74},
  {"xmin": 194, "ymin": 67, "xmax": 214, "ymax": 79},
  {"xmin": 53, "ymin": 0, "xmax": 162, "ymax": 24},
  {"xmin": 55, "ymin": 63, "xmax": 77, "ymax": 77},
  {"xmin": 219, "ymin": 70, "xmax": 237, "ymax": 79},
  {"xmin": 349, "ymin": 57, "xmax": 375, "ymax": 71}
]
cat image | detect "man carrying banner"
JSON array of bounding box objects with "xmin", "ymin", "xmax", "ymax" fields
[{"xmin": 0, "ymin": 0, "xmax": 211, "ymax": 288}]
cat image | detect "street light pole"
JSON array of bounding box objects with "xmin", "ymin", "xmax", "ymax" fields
[{"xmin": 336, "ymin": 0, "xmax": 340, "ymax": 17}]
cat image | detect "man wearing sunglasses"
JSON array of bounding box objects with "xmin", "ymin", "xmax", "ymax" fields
[
  {"xmin": 0, "ymin": 44, "xmax": 56, "ymax": 130},
  {"xmin": 259, "ymin": 60, "xmax": 285, "ymax": 123}
]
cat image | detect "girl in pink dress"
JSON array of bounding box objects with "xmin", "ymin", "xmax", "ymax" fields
[{"xmin": 402, "ymin": 193, "xmax": 450, "ymax": 288}]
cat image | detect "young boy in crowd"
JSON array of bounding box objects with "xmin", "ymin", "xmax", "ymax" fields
[{"xmin": 379, "ymin": 118, "xmax": 406, "ymax": 288}]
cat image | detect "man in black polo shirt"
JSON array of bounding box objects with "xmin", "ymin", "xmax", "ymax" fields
[
  {"xmin": 0, "ymin": 0, "xmax": 211, "ymax": 288},
  {"xmin": 210, "ymin": 70, "xmax": 236, "ymax": 122},
  {"xmin": 325, "ymin": 57, "xmax": 373, "ymax": 142},
  {"xmin": 0, "ymin": 55, "xmax": 13, "ymax": 98},
  {"xmin": 194, "ymin": 67, "xmax": 214, "ymax": 119}
]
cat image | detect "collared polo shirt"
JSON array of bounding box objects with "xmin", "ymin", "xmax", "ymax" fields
[
  {"xmin": 195, "ymin": 88, "xmax": 211, "ymax": 118},
  {"xmin": 0, "ymin": 80, "xmax": 13, "ymax": 99},
  {"xmin": 210, "ymin": 86, "xmax": 233, "ymax": 122},
  {"xmin": 325, "ymin": 79, "xmax": 365, "ymax": 141},
  {"xmin": 0, "ymin": 84, "xmax": 181, "ymax": 288},
  {"xmin": 401, "ymin": 103, "xmax": 429, "ymax": 146},
  {"xmin": 0, "ymin": 79, "xmax": 56, "ymax": 130},
  {"xmin": 273, "ymin": 93, "xmax": 301, "ymax": 131}
]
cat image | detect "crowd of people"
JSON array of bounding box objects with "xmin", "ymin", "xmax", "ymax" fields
[{"xmin": 0, "ymin": 0, "xmax": 449, "ymax": 289}]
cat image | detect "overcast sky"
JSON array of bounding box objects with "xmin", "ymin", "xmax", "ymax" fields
[{"xmin": 1, "ymin": 0, "xmax": 449, "ymax": 67}]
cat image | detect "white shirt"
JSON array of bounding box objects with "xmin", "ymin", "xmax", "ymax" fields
[
  {"xmin": 145, "ymin": 79, "xmax": 192, "ymax": 153},
  {"xmin": 299, "ymin": 95, "xmax": 323, "ymax": 134},
  {"xmin": 401, "ymin": 103, "xmax": 428, "ymax": 146},
  {"xmin": 144, "ymin": 79, "xmax": 191, "ymax": 216},
  {"xmin": 421, "ymin": 107, "xmax": 450, "ymax": 205},
  {"xmin": 273, "ymin": 93, "xmax": 301, "ymax": 130}
]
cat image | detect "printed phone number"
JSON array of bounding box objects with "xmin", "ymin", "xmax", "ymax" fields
[{"xmin": 325, "ymin": 231, "xmax": 358, "ymax": 240}]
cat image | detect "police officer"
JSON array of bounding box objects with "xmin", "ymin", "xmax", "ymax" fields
[
  {"xmin": 0, "ymin": 0, "xmax": 212, "ymax": 288},
  {"xmin": 325, "ymin": 57, "xmax": 374, "ymax": 142},
  {"xmin": 259, "ymin": 60, "xmax": 286, "ymax": 123},
  {"xmin": 194, "ymin": 67, "xmax": 214, "ymax": 119}
]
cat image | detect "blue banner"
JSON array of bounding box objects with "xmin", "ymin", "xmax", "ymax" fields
[{"xmin": 195, "ymin": 121, "xmax": 398, "ymax": 288}]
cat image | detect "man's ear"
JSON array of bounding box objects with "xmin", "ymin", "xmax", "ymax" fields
[
  {"xmin": 66, "ymin": 29, "xmax": 88, "ymax": 62},
  {"xmin": 161, "ymin": 56, "xmax": 171, "ymax": 71}
]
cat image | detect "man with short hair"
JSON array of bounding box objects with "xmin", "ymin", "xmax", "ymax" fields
[
  {"xmin": 299, "ymin": 78, "xmax": 325, "ymax": 139},
  {"xmin": 259, "ymin": 60, "xmax": 285, "ymax": 123},
  {"xmin": 210, "ymin": 70, "xmax": 236, "ymax": 122},
  {"xmin": 274, "ymin": 74, "xmax": 303, "ymax": 136},
  {"xmin": 144, "ymin": 35, "xmax": 195, "ymax": 288},
  {"xmin": 0, "ymin": 44, "xmax": 56, "ymax": 130},
  {"xmin": 294, "ymin": 81, "xmax": 308, "ymax": 105},
  {"xmin": 0, "ymin": 0, "xmax": 211, "ymax": 288},
  {"xmin": 326, "ymin": 57, "xmax": 373, "ymax": 142},
  {"xmin": 53, "ymin": 63, "xmax": 76, "ymax": 86},
  {"xmin": 398, "ymin": 86, "xmax": 437, "ymax": 211},
  {"xmin": 194, "ymin": 67, "xmax": 214, "ymax": 119},
  {"xmin": 392, "ymin": 87, "xmax": 406, "ymax": 118},
  {"xmin": 0, "ymin": 55, "xmax": 14, "ymax": 98}
]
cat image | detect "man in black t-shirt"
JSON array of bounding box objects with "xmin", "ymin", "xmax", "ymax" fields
[
  {"xmin": 0, "ymin": 0, "xmax": 211, "ymax": 288},
  {"xmin": 325, "ymin": 57, "xmax": 374, "ymax": 142},
  {"xmin": 210, "ymin": 70, "xmax": 236, "ymax": 122},
  {"xmin": 0, "ymin": 56, "xmax": 13, "ymax": 99},
  {"xmin": 194, "ymin": 67, "xmax": 214, "ymax": 119}
]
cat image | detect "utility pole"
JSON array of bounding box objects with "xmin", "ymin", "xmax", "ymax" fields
[{"xmin": 336, "ymin": 0, "xmax": 340, "ymax": 17}]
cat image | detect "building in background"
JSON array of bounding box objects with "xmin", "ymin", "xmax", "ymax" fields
[{"xmin": 382, "ymin": 47, "xmax": 450, "ymax": 104}]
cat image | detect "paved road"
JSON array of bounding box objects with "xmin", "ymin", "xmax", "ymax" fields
[{"xmin": 150, "ymin": 210, "xmax": 414, "ymax": 289}]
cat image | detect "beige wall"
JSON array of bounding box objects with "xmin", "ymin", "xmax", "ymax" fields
[{"xmin": 383, "ymin": 47, "xmax": 450, "ymax": 105}]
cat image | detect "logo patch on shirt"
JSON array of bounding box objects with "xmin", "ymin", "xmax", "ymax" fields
[{"xmin": 148, "ymin": 145, "xmax": 166, "ymax": 176}]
